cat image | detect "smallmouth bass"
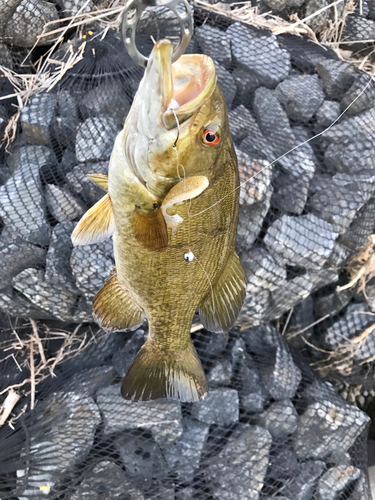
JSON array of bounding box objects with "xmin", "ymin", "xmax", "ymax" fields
[{"xmin": 72, "ymin": 39, "xmax": 246, "ymax": 402}]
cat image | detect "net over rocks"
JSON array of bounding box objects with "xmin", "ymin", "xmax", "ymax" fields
[{"xmin": 0, "ymin": 3, "xmax": 374, "ymax": 500}]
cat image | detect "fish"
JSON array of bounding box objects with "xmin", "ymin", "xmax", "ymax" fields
[{"xmin": 71, "ymin": 39, "xmax": 246, "ymax": 402}]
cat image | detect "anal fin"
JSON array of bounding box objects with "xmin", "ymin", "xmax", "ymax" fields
[
  {"xmin": 72, "ymin": 193, "xmax": 114, "ymax": 246},
  {"xmin": 132, "ymin": 208, "xmax": 168, "ymax": 252},
  {"xmin": 93, "ymin": 273, "xmax": 144, "ymax": 332},
  {"xmin": 199, "ymin": 252, "xmax": 246, "ymax": 333}
]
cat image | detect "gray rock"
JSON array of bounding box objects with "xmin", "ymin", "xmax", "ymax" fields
[
  {"xmin": 17, "ymin": 392, "xmax": 100, "ymax": 498},
  {"xmin": 256, "ymin": 400, "xmax": 298, "ymax": 440},
  {"xmin": 267, "ymin": 446, "xmax": 300, "ymax": 481},
  {"xmin": 314, "ymin": 289, "xmax": 353, "ymax": 318},
  {"xmin": 243, "ymin": 325, "xmax": 302, "ymax": 400},
  {"xmin": 66, "ymin": 161, "xmax": 109, "ymax": 205},
  {"xmin": 6, "ymin": 144, "xmax": 55, "ymax": 173},
  {"xmin": 287, "ymin": 296, "xmax": 315, "ymax": 347},
  {"xmin": 51, "ymin": 114, "xmax": 78, "ymax": 149},
  {"xmin": 97, "ymin": 384, "xmax": 183, "ymax": 444},
  {"xmin": 237, "ymin": 286, "xmax": 270, "ymax": 327},
  {"xmin": 343, "ymin": 14, "xmax": 375, "ymax": 41},
  {"xmin": 216, "ymin": 63, "xmax": 236, "ymax": 110},
  {"xmin": 196, "ymin": 25, "xmax": 231, "ymax": 68},
  {"xmin": 278, "ymin": 35, "xmax": 338, "ymax": 73},
  {"xmin": 80, "ymin": 81, "xmax": 131, "ymax": 126},
  {"xmin": 21, "ymin": 93, "xmax": 56, "ymax": 146},
  {"xmin": 163, "ymin": 417, "xmax": 209, "ymax": 483},
  {"xmin": 45, "ymin": 221, "xmax": 78, "ymax": 294},
  {"xmin": 239, "ymin": 115, "xmax": 275, "ymax": 162},
  {"xmin": 56, "ymin": 0, "xmax": 94, "ymax": 17},
  {"xmin": 316, "ymin": 59, "xmax": 356, "ymax": 100},
  {"xmin": 0, "ymin": 162, "xmax": 51, "ymax": 245},
  {"xmin": 115, "ymin": 433, "xmax": 167, "ymax": 480},
  {"xmin": 61, "ymin": 365, "xmax": 117, "ymax": 398},
  {"xmin": 207, "ymin": 359, "xmax": 232, "ymax": 386},
  {"xmin": 348, "ymin": 473, "xmax": 368, "ymax": 499},
  {"xmin": 112, "ymin": 329, "xmax": 147, "ymax": 377},
  {"xmin": 175, "ymin": 487, "xmax": 194, "ymax": 500},
  {"xmin": 0, "ymin": 105, "xmax": 7, "ymax": 139},
  {"xmin": 236, "ymin": 149, "xmax": 272, "ymax": 206},
  {"xmin": 232, "ymin": 68, "xmax": 260, "ymax": 104},
  {"xmin": 70, "ymin": 242, "xmax": 114, "ymax": 300},
  {"xmin": 0, "ymin": 286, "xmax": 54, "ymax": 319},
  {"xmin": 226, "ymin": 23, "xmax": 290, "ymax": 88},
  {"xmin": 340, "ymin": 197, "xmax": 375, "ymax": 253},
  {"xmin": 315, "ymin": 100, "xmax": 341, "ymax": 133},
  {"xmin": 294, "ymin": 398, "xmax": 370, "ymax": 459},
  {"xmin": 317, "ymin": 465, "xmax": 361, "ymax": 500},
  {"xmin": 264, "ymin": 213, "xmax": 339, "ymax": 270},
  {"xmin": 57, "ymin": 90, "xmax": 78, "ymax": 119},
  {"xmin": 271, "ymin": 168, "xmax": 309, "ymax": 215},
  {"xmin": 2, "ymin": 0, "xmax": 59, "ymax": 47},
  {"xmin": 241, "ymin": 247, "xmax": 286, "ymax": 293},
  {"xmin": 191, "ymin": 388, "xmax": 239, "ymax": 426},
  {"xmin": 75, "ymin": 118, "xmax": 120, "ymax": 162},
  {"xmin": 194, "ymin": 328, "xmax": 229, "ymax": 359},
  {"xmin": 305, "ymin": 0, "xmax": 331, "ymax": 31},
  {"xmin": 340, "ymin": 72, "xmax": 375, "ymax": 117},
  {"xmin": 229, "ymin": 105, "xmax": 255, "ymax": 144},
  {"xmin": 205, "ymin": 425, "xmax": 272, "ymax": 500},
  {"xmin": 0, "ymin": 227, "xmax": 46, "ymax": 289},
  {"xmin": 70, "ymin": 461, "xmax": 144, "ymax": 500},
  {"xmin": 263, "ymin": 0, "xmax": 303, "ymax": 11},
  {"xmin": 275, "ymin": 74, "xmax": 325, "ymax": 123},
  {"xmin": 283, "ymin": 460, "xmax": 326, "ymax": 500},
  {"xmin": 45, "ymin": 184, "xmax": 85, "ymax": 222},
  {"xmin": 13, "ymin": 268, "xmax": 78, "ymax": 321}
]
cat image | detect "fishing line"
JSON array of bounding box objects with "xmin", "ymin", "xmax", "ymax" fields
[{"xmin": 191, "ymin": 75, "xmax": 375, "ymax": 219}]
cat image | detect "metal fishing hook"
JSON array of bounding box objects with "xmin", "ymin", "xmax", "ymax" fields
[{"xmin": 122, "ymin": 0, "xmax": 194, "ymax": 68}]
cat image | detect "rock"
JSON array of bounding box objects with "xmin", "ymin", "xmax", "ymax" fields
[
  {"xmin": 216, "ymin": 63, "xmax": 236, "ymax": 110},
  {"xmin": 317, "ymin": 465, "xmax": 361, "ymax": 500},
  {"xmin": 163, "ymin": 417, "xmax": 209, "ymax": 483},
  {"xmin": 70, "ymin": 461, "xmax": 144, "ymax": 500},
  {"xmin": 263, "ymin": 0, "xmax": 303, "ymax": 11},
  {"xmin": 66, "ymin": 161, "xmax": 109, "ymax": 205},
  {"xmin": 340, "ymin": 197, "xmax": 375, "ymax": 253},
  {"xmin": 205, "ymin": 425, "xmax": 272, "ymax": 500},
  {"xmin": 97, "ymin": 384, "xmax": 183, "ymax": 444},
  {"xmin": 343, "ymin": 14, "xmax": 375, "ymax": 42},
  {"xmin": 232, "ymin": 68, "xmax": 260, "ymax": 105},
  {"xmin": 287, "ymin": 296, "xmax": 315, "ymax": 345},
  {"xmin": 0, "ymin": 162, "xmax": 51, "ymax": 245},
  {"xmin": 51, "ymin": 114, "xmax": 78, "ymax": 149},
  {"xmin": 0, "ymin": 105, "xmax": 7, "ymax": 139},
  {"xmin": 207, "ymin": 359, "xmax": 232, "ymax": 386},
  {"xmin": 314, "ymin": 289, "xmax": 353, "ymax": 318},
  {"xmin": 2, "ymin": 0, "xmax": 59, "ymax": 47},
  {"xmin": 191, "ymin": 388, "xmax": 239, "ymax": 426},
  {"xmin": 112, "ymin": 329, "xmax": 147, "ymax": 377},
  {"xmin": 115, "ymin": 433, "xmax": 167, "ymax": 480},
  {"xmin": 241, "ymin": 247, "xmax": 286, "ymax": 294},
  {"xmin": 237, "ymin": 286, "xmax": 270, "ymax": 327},
  {"xmin": 16, "ymin": 392, "xmax": 100, "ymax": 498},
  {"xmin": 229, "ymin": 105, "xmax": 255, "ymax": 144},
  {"xmin": 80, "ymin": 81, "xmax": 132, "ymax": 126},
  {"xmin": 57, "ymin": 90, "xmax": 79, "ymax": 119},
  {"xmin": 226, "ymin": 23, "xmax": 290, "ymax": 88},
  {"xmin": 307, "ymin": 172, "xmax": 375, "ymax": 233},
  {"xmin": 256, "ymin": 400, "xmax": 298, "ymax": 440},
  {"xmin": 0, "ymin": 286, "xmax": 54, "ymax": 319},
  {"xmin": 21, "ymin": 93, "xmax": 57, "ymax": 146},
  {"xmin": 70, "ymin": 242, "xmax": 114, "ymax": 300},
  {"xmin": 243, "ymin": 325, "xmax": 302, "ymax": 400},
  {"xmin": 56, "ymin": 0, "xmax": 94, "ymax": 17},
  {"xmin": 266, "ymin": 446, "xmax": 300, "ymax": 482},
  {"xmin": 61, "ymin": 365, "xmax": 117, "ymax": 398},
  {"xmin": 282, "ymin": 460, "xmax": 326, "ymax": 500},
  {"xmin": 239, "ymin": 116, "xmax": 275, "ymax": 162},
  {"xmin": 196, "ymin": 25, "xmax": 231, "ymax": 68},
  {"xmin": 13, "ymin": 268, "xmax": 78, "ymax": 321},
  {"xmin": 175, "ymin": 487, "xmax": 194, "ymax": 500},
  {"xmin": 275, "ymin": 74, "xmax": 325, "ymax": 123},
  {"xmin": 324, "ymin": 303, "xmax": 375, "ymax": 363},
  {"xmin": 271, "ymin": 168, "xmax": 310, "ymax": 215},
  {"xmin": 45, "ymin": 184, "xmax": 85, "ymax": 222},
  {"xmin": 340, "ymin": 72, "xmax": 375, "ymax": 117},
  {"xmin": 45, "ymin": 221, "xmax": 79, "ymax": 294},
  {"xmin": 0, "ymin": 227, "xmax": 46, "ymax": 289},
  {"xmin": 193, "ymin": 328, "xmax": 229, "ymax": 359},
  {"xmin": 75, "ymin": 117, "xmax": 120, "ymax": 162},
  {"xmin": 316, "ymin": 59, "xmax": 356, "ymax": 100},
  {"xmin": 264, "ymin": 214, "xmax": 339, "ymax": 270},
  {"xmin": 315, "ymin": 100, "xmax": 341, "ymax": 133},
  {"xmin": 236, "ymin": 150, "xmax": 272, "ymax": 206},
  {"xmin": 6, "ymin": 144, "xmax": 55, "ymax": 173},
  {"xmin": 305, "ymin": 0, "xmax": 331, "ymax": 31},
  {"xmin": 294, "ymin": 397, "xmax": 370, "ymax": 459}
]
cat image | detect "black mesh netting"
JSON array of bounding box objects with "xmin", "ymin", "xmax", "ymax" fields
[{"xmin": 1, "ymin": 1, "xmax": 375, "ymax": 499}]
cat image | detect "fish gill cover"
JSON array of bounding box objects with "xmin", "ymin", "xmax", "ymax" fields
[{"xmin": 0, "ymin": 0, "xmax": 374, "ymax": 499}]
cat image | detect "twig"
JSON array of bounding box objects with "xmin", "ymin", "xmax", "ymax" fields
[
  {"xmin": 29, "ymin": 342, "xmax": 35, "ymax": 411},
  {"xmin": 0, "ymin": 390, "xmax": 21, "ymax": 427}
]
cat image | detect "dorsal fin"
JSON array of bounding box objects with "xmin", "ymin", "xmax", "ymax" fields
[{"xmin": 86, "ymin": 173, "xmax": 108, "ymax": 191}]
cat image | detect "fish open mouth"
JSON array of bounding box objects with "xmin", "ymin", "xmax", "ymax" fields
[{"xmin": 148, "ymin": 39, "xmax": 217, "ymax": 129}]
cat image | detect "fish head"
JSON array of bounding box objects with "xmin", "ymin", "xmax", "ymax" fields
[{"xmin": 124, "ymin": 39, "xmax": 230, "ymax": 198}]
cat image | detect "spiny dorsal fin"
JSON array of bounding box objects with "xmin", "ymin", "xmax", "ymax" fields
[
  {"xmin": 86, "ymin": 173, "xmax": 109, "ymax": 191},
  {"xmin": 161, "ymin": 176, "xmax": 209, "ymax": 228},
  {"xmin": 121, "ymin": 340, "xmax": 208, "ymax": 402},
  {"xmin": 199, "ymin": 252, "xmax": 246, "ymax": 333},
  {"xmin": 132, "ymin": 208, "xmax": 168, "ymax": 252},
  {"xmin": 71, "ymin": 193, "xmax": 115, "ymax": 246},
  {"xmin": 93, "ymin": 273, "xmax": 144, "ymax": 332}
]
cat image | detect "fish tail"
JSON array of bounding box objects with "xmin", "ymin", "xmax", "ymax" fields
[{"xmin": 121, "ymin": 340, "xmax": 208, "ymax": 402}]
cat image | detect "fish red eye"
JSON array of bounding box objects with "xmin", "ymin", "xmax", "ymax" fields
[{"xmin": 203, "ymin": 129, "xmax": 220, "ymax": 146}]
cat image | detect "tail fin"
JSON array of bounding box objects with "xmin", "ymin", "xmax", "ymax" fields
[{"xmin": 121, "ymin": 341, "xmax": 208, "ymax": 402}]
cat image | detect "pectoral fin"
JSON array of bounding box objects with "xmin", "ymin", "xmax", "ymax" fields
[
  {"xmin": 87, "ymin": 173, "xmax": 108, "ymax": 191},
  {"xmin": 199, "ymin": 252, "xmax": 246, "ymax": 333},
  {"xmin": 93, "ymin": 272, "xmax": 144, "ymax": 332},
  {"xmin": 71, "ymin": 193, "xmax": 115, "ymax": 246},
  {"xmin": 161, "ymin": 176, "xmax": 209, "ymax": 228},
  {"xmin": 132, "ymin": 208, "xmax": 168, "ymax": 252}
]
